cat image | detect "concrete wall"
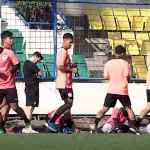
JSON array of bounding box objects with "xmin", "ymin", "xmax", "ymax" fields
[{"xmin": 9, "ymin": 81, "xmax": 148, "ymax": 115}]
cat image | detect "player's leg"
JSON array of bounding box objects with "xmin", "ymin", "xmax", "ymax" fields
[
  {"xmin": 47, "ymin": 88, "xmax": 73, "ymax": 132},
  {"xmin": 95, "ymin": 94, "xmax": 117, "ymax": 129},
  {"xmin": 0, "ymin": 91, "xmax": 6, "ymax": 133},
  {"xmin": 140, "ymin": 103, "xmax": 150, "ymax": 119},
  {"xmin": 6, "ymin": 88, "xmax": 30, "ymax": 127},
  {"xmin": 119, "ymin": 95, "xmax": 140, "ymax": 134},
  {"xmin": 22, "ymin": 86, "xmax": 39, "ymax": 133},
  {"xmin": 0, "ymin": 99, "xmax": 10, "ymax": 123},
  {"xmin": 136, "ymin": 90, "xmax": 150, "ymax": 126}
]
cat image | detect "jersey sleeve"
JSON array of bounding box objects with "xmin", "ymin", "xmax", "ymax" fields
[{"xmin": 8, "ymin": 50, "xmax": 19, "ymax": 65}]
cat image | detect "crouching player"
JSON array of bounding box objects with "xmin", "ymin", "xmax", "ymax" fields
[
  {"xmin": 46, "ymin": 110, "xmax": 74, "ymax": 134},
  {"xmin": 98, "ymin": 107, "xmax": 129, "ymax": 133}
]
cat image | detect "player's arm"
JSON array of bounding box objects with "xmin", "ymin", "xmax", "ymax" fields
[
  {"xmin": 32, "ymin": 65, "xmax": 43, "ymax": 77},
  {"xmin": 125, "ymin": 63, "xmax": 131, "ymax": 81},
  {"xmin": 9, "ymin": 50, "xmax": 20, "ymax": 74},
  {"xmin": 57, "ymin": 51, "xmax": 74, "ymax": 73}
]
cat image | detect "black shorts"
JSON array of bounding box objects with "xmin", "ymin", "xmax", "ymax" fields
[
  {"xmin": 0, "ymin": 88, "xmax": 18, "ymax": 104},
  {"xmin": 58, "ymin": 88, "xmax": 73, "ymax": 101},
  {"xmin": 104, "ymin": 93, "xmax": 131, "ymax": 108},
  {"xmin": 146, "ymin": 90, "xmax": 150, "ymax": 102},
  {"xmin": 25, "ymin": 85, "xmax": 39, "ymax": 107}
]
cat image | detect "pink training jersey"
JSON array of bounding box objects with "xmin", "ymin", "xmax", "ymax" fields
[
  {"xmin": 55, "ymin": 48, "xmax": 72, "ymax": 89},
  {"xmin": 104, "ymin": 59, "xmax": 130, "ymax": 95},
  {"xmin": 0, "ymin": 48, "xmax": 19, "ymax": 89},
  {"xmin": 146, "ymin": 70, "xmax": 150, "ymax": 89},
  {"xmin": 106, "ymin": 108, "xmax": 127, "ymax": 128}
]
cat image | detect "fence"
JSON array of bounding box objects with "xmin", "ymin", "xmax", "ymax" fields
[{"xmin": 1, "ymin": 0, "xmax": 150, "ymax": 81}]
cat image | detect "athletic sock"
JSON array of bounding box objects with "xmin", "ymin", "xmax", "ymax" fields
[
  {"xmin": 135, "ymin": 117, "xmax": 142, "ymax": 127},
  {"xmin": 129, "ymin": 119, "xmax": 136, "ymax": 129}
]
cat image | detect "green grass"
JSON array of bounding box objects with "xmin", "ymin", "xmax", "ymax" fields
[{"xmin": 0, "ymin": 133, "xmax": 150, "ymax": 150}]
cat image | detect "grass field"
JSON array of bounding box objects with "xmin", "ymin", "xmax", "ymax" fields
[{"xmin": 0, "ymin": 133, "xmax": 150, "ymax": 150}]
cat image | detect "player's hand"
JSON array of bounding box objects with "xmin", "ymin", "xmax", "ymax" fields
[
  {"xmin": 72, "ymin": 68, "xmax": 78, "ymax": 73},
  {"xmin": 38, "ymin": 70, "xmax": 43, "ymax": 77}
]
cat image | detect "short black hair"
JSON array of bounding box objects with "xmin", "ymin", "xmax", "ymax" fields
[
  {"xmin": 32, "ymin": 51, "xmax": 43, "ymax": 60},
  {"xmin": 63, "ymin": 33, "xmax": 73, "ymax": 40},
  {"xmin": 115, "ymin": 45, "xmax": 126, "ymax": 55},
  {"xmin": 1, "ymin": 31, "xmax": 13, "ymax": 40}
]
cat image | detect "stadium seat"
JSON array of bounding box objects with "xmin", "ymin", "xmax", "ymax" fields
[
  {"xmin": 142, "ymin": 40, "xmax": 150, "ymax": 55},
  {"xmin": 101, "ymin": 16, "xmax": 116, "ymax": 30},
  {"xmin": 113, "ymin": 8, "xmax": 127, "ymax": 16},
  {"xmin": 135, "ymin": 32, "xmax": 149, "ymax": 48},
  {"xmin": 127, "ymin": 8, "xmax": 140, "ymax": 21},
  {"xmin": 144, "ymin": 17, "xmax": 150, "ymax": 31},
  {"xmin": 72, "ymin": 55, "xmax": 86, "ymax": 64},
  {"xmin": 131, "ymin": 16, "xmax": 146, "ymax": 31},
  {"xmin": 125, "ymin": 40, "xmax": 140, "ymax": 55},
  {"xmin": 115, "ymin": 16, "xmax": 130, "ymax": 30},
  {"xmin": 140, "ymin": 9, "xmax": 150, "ymax": 17},
  {"xmin": 132, "ymin": 56, "xmax": 147, "ymax": 79},
  {"xmin": 99, "ymin": 8, "xmax": 113, "ymax": 16},
  {"xmin": 7, "ymin": 29, "xmax": 24, "ymax": 53},
  {"xmin": 122, "ymin": 32, "xmax": 135, "ymax": 40},
  {"xmin": 136, "ymin": 32, "xmax": 149, "ymax": 40},
  {"xmin": 108, "ymin": 32, "xmax": 121, "ymax": 40},
  {"xmin": 88, "ymin": 15, "xmax": 103, "ymax": 30},
  {"xmin": 113, "ymin": 39, "xmax": 125, "ymax": 48}
]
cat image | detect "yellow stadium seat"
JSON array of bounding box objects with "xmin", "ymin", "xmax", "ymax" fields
[
  {"xmin": 122, "ymin": 32, "xmax": 135, "ymax": 40},
  {"xmin": 142, "ymin": 40, "xmax": 150, "ymax": 55},
  {"xmin": 108, "ymin": 39, "xmax": 114, "ymax": 51},
  {"xmin": 127, "ymin": 8, "xmax": 140, "ymax": 21},
  {"xmin": 125, "ymin": 40, "xmax": 139, "ymax": 55},
  {"xmin": 113, "ymin": 8, "xmax": 127, "ymax": 16},
  {"xmin": 136, "ymin": 32, "xmax": 149, "ymax": 40},
  {"xmin": 115, "ymin": 16, "xmax": 130, "ymax": 30},
  {"xmin": 144, "ymin": 17, "xmax": 150, "ymax": 31},
  {"xmin": 108, "ymin": 32, "xmax": 121, "ymax": 40},
  {"xmin": 101, "ymin": 16, "xmax": 116, "ymax": 30},
  {"xmin": 140, "ymin": 9, "xmax": 150, "ymax": 17},
  {"xmin": 135, "ymin": 32, "xmax": 149, "ymax": 48},
  {"xmin": 131, "ymin": 16, "xmax": 146, "ymax": 31},
  {"xmin": 100, "ymin": 8, "xmax": 113, "ymax": 16},
  {"xmin": 88, "ymin": 15, "xmax": 102, "ymax": 30},
  {"xmin": 132, "ymin": 56, "xmax": 147, "ymax": 79}
]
